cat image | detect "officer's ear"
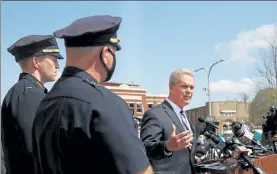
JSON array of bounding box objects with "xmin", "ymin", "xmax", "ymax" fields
[
  {"xmin": 100, "ymin": 46, "xmax": 110, "ymax": 65},
  {"xmin": 32, "ymin": 56, "xmax": 41, "ymax": 69}
]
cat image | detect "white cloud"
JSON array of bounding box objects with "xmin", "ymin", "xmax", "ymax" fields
[
  {"xmin": 215, "ymin": 24, "xmax": 277, "ymax": 63},
  {"xmin": 210, "ymin": 78, "xmax": 255, "ymax": 93},
  {"xmin": 247, "ymin": 58, "xmax": 257, "ymax": 63}
]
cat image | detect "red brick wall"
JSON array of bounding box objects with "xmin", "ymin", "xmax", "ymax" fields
[{"xmin": 101, "ymin": 82, "xmax": 166, "ymax": 118}]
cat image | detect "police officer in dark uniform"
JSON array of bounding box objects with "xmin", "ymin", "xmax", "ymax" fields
[
  {"xmin": 1, "ymin": 35, "xmax": 63, "ymax": 174},
  {"xmin": 32, "ymin": 15, "xmax": 153, "ymax": 174},
  {"xmin": 1, "ymin": 143, "xmax": 6, "ymax": 174}
]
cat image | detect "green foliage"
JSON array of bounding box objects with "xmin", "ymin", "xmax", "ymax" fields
[{"xmin": 250, "ymin": 88, "xmax": 277, "ymax": 125}]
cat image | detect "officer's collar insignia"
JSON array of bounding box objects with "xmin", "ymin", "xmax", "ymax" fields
[
  {"xmin": 84, "ymin": 79, "xmax": 99, "ymax": 87},
  {"xmin": 35, "ymin": 81, "xmax": 43, "ymax": 88},
  {"xmin": 91, "ymin": 82, "xmax": 99, "ymax": 86}
]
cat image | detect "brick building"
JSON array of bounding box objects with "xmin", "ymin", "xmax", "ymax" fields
[
  {"xmin": 186, "ymin": 101, "xmax": 250, "ymax": 133},
  {"xmin": 101, "ymin": 83, "xmax": 250, "ymax": 134},
  {"xmin": 101, "ymin": 82, "xmax": 167, "ymax": 118}
]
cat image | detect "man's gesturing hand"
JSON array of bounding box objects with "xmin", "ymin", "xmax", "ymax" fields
[{"xmin": 166, "ymin": 124, "xmax": 193, "ymax": 152}]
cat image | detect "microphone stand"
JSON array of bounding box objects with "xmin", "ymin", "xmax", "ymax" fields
[
  {"xmin": 270, "ymin": 133, "xmax": 277, "ymax": 154},
  {"xmin": 220, "ymin": 139, "xmax": 266, "ymax": 174},
  {"xmin": 239, "ymin": 153, "xmax": 265, "ymax": 174},
  {"xmin": 205, "ymin": 140, "xmax": 218, "ymax": 160},
  {"xmin": 272, "ymin": 140, "xmax": 277, "ymax": 154}
]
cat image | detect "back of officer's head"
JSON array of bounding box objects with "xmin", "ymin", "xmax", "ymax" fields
[
  {"xmin": 53, "ymin": 15, "xmax": 122, "ymax": 83},
  {"xmin": 7, "ymin": 35, "xmax": 63, "ymax": 84},
  {"xmin": 65, "ymin": 44, "xmax": 117, "ymax": 82}
]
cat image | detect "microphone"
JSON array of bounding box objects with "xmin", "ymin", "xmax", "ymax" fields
[
  {"xmin": 232, "ymin": 123, "xmax": 270, "ymax": 152},
  {"xmin": 245, "ymin": 145, "xmax": 265, "ymax": 151},
  {"xmin": 232, "ymin": 146, "xmax": 248, "ymax": 159},
  {"xmin": 218, "ymin": 136, "xmax": 239, "ymax": 157},
  {"xmin": 197, "ymin": 122, "xmax": 207, "ymax": 135},
  {"xmin": 232, "ymin": 146, "xmax": 265, "ymax": 173},
  {"xmin": 198, "ymin": 116, "xmax": 218, "ymax": 129},
  {"xmin": 225, "ymin": 137, "xmax": 266, "ymax": 174},
  {"xmin": 203, "ymin": 131, "xmax": 229, "ymax": 157},
  {"xmin": 203, "ymin": 131, "xmax": 219, "ymax": 144}
]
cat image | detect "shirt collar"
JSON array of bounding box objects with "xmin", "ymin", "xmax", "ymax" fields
[{"xmin": 166, "ymin": 98, "xmax": 185, "ymax": 114}]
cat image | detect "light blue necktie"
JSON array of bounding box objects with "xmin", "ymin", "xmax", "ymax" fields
[{"xmin": 180, "ymin": 110, "xmax": 191, "ymax": 131}]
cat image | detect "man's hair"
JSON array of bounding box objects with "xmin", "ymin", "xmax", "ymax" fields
[
  {"xmin": 65, "ymin": 45, "xmax": 114, "ymax": 55},
  {"xmin": 169, "ymin": 68, "xmax": 194, "ymax": 86},
  {"xmin": 18, "ymin": 57, "xmax": 31, "ymax": 69},
  {"xmin": 18, "ymin": 55, "xmax": 50, "ymax": 70}
]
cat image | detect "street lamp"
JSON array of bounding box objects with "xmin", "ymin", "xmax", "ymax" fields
[{"xmin": 194, "ymin": 59, "xmax": 225, "ymax": 117}]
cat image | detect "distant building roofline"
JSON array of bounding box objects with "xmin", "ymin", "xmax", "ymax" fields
[
  {"xmin": 101, "ymin": 81, "xmax": 141, "ymax": 87},
  {"xmin": 146, "ymin": 94, "xmax": 168, "ymax": 97},
  {"xmin": 102, "ymin": 82, "xmax": 147, "ymax": 91},
  {"xmin": 187, "ymin": 101, "xmax": 250, "ymax": 111},
  {"xmin": 105, "ymin": 86, "xmax": 146, "ymax": 91},
  {"xmin": 206, "ymin": 101, "xmax": 250, "ymax": 104}
]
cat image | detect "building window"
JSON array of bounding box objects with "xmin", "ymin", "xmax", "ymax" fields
[
  {"xmin": 224, "ymin": 112, "xmax": 232, "ymax": 117},
  {"xmin": 128, "ymin": 103, "xmax": 134, "ymax": 113},
  {"xmin": 137, "ymin": 103, "xmax": 143, "ymax": 113},
  {"xmin": 221, "ymin": 110, "xmax": 235, "ymax": 117},
  {"xmin": 148, "ymin": 104, "xmax": 153, "ymax": 109}
]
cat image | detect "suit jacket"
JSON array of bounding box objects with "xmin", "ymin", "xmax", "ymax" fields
[{"xmin": 140, "ymin": 100, "xmax": 197, "ymax": 174}]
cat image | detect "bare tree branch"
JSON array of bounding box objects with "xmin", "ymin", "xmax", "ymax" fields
[
  {"xmin": 239, "ymin": 92, "xmax": 250, "ymax": 103},
  {"xmin": 250, "ymin": 27, "xmax": 277, "ymax": 125},
  {"xmin": 254, "ymin": 30, "xmax": 277, "ymax": 93}
]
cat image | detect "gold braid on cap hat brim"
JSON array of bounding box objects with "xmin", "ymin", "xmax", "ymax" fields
[
  {"xmin": 42, "ymin": 49, "xmax": 60, "ymax": 53},
  {"xmin": 110, "ymin": 38, "xmax": 120, "ymax": 44}
]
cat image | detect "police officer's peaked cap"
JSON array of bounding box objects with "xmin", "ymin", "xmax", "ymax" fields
[
  {"xmin": 8, "ymin": 35, "xmax": 64, "ymax": 62},
  {"xmin": 53, "ymin": 15, "xmax": 122, "ymax": 50}
]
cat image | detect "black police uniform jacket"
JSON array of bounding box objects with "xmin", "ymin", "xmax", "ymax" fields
[
  {"xmin": 32, "ymin": 67, "xmax": 150, "ymax": 174},
  {"xmin": 1, "ymin": 73, "xmax": 48, "ymax": 174}
]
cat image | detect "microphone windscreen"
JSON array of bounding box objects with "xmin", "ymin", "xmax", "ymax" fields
[
  {"xmin": 203, "ymin": 131, "xmax": 212, "ymax": 138},
  {"xmin": 198, "ymin": 116, "xmax": 206, "ymax": 122},
  {"xmin": 232, "ymin": 123, "xmax": 241, "ymax": 130},
  {"xmin": 198, "ymin": 122, "xmax": 206, "ymax": 135},
  {"xmin": 211, "ymin": 136, "xmax": 220, "ymax": 144}
]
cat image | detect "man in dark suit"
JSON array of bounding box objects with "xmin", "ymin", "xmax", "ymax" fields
[{"xmin": 140, "ymin": 68, "xmax": 197, "ymax": 174}]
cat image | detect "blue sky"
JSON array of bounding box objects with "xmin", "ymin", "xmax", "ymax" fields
[{"xmin": 1, "ymin": 1, "xmax": 277, "ymax": 109}]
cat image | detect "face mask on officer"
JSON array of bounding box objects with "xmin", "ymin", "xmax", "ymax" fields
[{"xmin": 100, "ymin": 46, "xmax": 116, "ymax": 82}]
